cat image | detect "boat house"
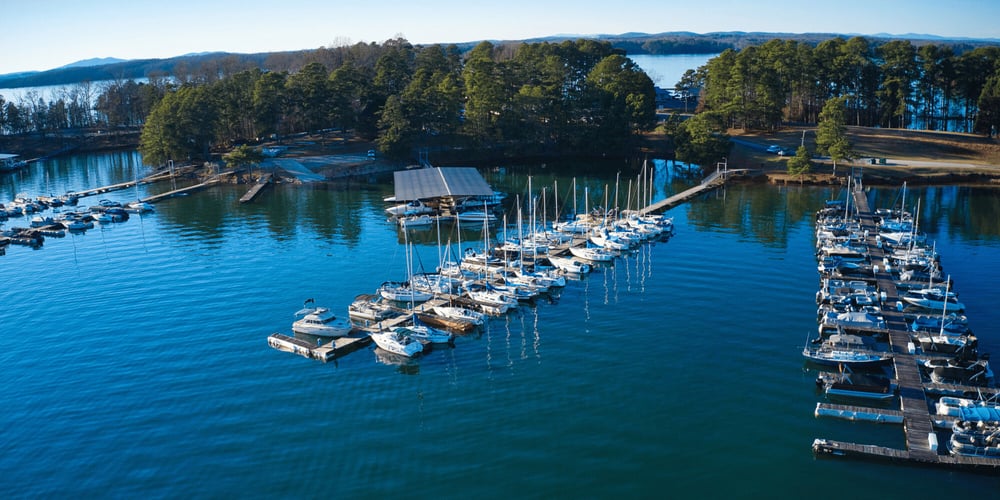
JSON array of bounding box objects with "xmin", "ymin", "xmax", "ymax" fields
[{"xmin": 390, "ymin": 167, "xmax": 495, "ymax": 215}]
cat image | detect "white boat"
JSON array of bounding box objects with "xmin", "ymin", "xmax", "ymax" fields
[
  {"xmin": 292, "ymin": 301, "xmax": 353, "ymax": 337},
  {"xmin": 935, "ymin": 396, "xmax": 1000, "ymax": 421},
  {"xmin": 124, "ymin": 201, "xmax": 154, "ymax": 213},
  {"xmin": 902, "ymin": 288, "xmax": 965, "ymax": 312},
  {"xmin": 948, "ymin": 420, "xmax": 1000, "ymax": 458},
  {"xmin": 453, "ymin": 210, "xmax": 497, "ymax": 224},
  {"xmin": 385, "ymin": 199, "xmax": 434, "ymax": 217},
  {"xmin": 398, "ymin": 214, "xmax": 435, "ymax": 228},
  {"xmin": 378, "ymin": 281, "xmax": 433, "ymax": 303},
  {"xmin": 820, "ymin": 310, "xmax": 886, "ymax": 331},
  {"xmin": 588, "ymin": 227, "xmax": 630, "ymax": 251},
  {"xmin": 462, "ymin": 286, "xmax": 516, "ymax": 313},
  {"xmin": 802, "ymin": 334, "xmax": 891, "ymax": 366},
  {"xmin": 348, "ymin": 294, "xmax": 397, "ymax": 322},
  {"xmin": 395, "ymin": 323, "xmax": 453, "ymax": 344},
  {"xmin": 545, "ymin": 255, "xmax": 592, "ymax": 275},
  {"xmin": 370, "ymin": 330, "xmax": 424, "ymax": 357},
  {"xmin": 914, "ymin": 331, "xmax": 976, "ymax": 354},
  {"xmin": 568, "ymin": 245, "xmax": 615, "ymax": 262},
  {"xmin": 431, "ymin": 305, "xmax": 486, "ymax": 326},
  {"xmin": 411, "ymin": 272, "xmax": 465, "ymax": 295},
  {"xmin": 64, "ymin": 219, "xmax": 94, "ymax": 231},
  {"xmin": 910, "ymin": 313, "xmax": 969, "ymax": 335}
]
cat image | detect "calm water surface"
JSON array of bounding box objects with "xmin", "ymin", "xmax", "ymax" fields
[{"xmin": 2, "ymin": 152, "xmax": 999, "ymax": 498}]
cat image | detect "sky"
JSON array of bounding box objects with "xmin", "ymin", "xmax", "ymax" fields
[{"xmin": 2, "ymin": 0, "xmax": 998, "ymax": 75}]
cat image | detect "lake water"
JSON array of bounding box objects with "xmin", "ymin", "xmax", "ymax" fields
[
  {"xmin": 2, "ymin": 151, "xmax": 1000, "ymax": 497},
  {"xmin": 627, "ymin": 53, "xmax": 717, "ymax": 89}
]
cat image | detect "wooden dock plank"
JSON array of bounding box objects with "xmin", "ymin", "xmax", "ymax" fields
[{"xmin": 239, "ymin": 174, "xmax": 273, "ymax": 203}]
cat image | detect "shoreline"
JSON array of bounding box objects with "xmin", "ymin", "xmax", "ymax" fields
[{"xmin": 4, "ymin": 128, "xmax": 1000, "ymax": 188}]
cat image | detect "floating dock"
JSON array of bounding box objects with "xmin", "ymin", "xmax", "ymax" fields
[{"xmin": 267, "ymin": 331, "xmax": 371, "ymax": 362}]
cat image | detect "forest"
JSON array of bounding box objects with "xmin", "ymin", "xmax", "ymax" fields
[
  {"xmin": 2, "ymin": 34, "xmax": 1000, "ymax": 168},
  {"xmin": 688, "ymin": 37, "xmax": 1000, "ymax": 135}
]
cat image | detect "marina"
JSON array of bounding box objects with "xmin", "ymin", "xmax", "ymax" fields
[
  {"xmin": 3, "ymin": 150, "xmax": 1000, "ymax": 496},
  {"xmin": 266, "ymin": 165, "xmax": 683, "ymax": 362},
  {"xmin": 809, "ymin": 177, "xmax": 1000, "ymax": 471}
]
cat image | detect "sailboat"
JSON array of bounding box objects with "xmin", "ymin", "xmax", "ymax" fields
[{"xmin": 379, "ymin": 234, "xmax": 434, "ymax": 303}]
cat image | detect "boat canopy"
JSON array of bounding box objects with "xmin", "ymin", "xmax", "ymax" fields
[{"xmin": 392, "ymin": 167, "xmax": 493, "ymax": 201}]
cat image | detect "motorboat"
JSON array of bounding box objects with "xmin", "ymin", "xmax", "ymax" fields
[
  {"xmin": 568, "ymin": 245, "xmax": 615, "ymax": 262},
  {"xmin": 913, "ymin": 331, "xmax": 976, "ymax": 355},
  {"xmin": 544, "ymin": 255, "xmax": 592, "ymax": 275},
  {"xmin": 816, "ymin": 367, "xmax": 897, "ymax": 401},
  {"xmin": 348, "ymin": 294, "xmax": 398, "ymax": 322},
  {"xmin": 935, "ymin": 396, "xmax": 1000, "ymax": 421},
  {"xmin": 292, "ymin": 302, "xmax": 352, "ymax": 337},
  {"xmin": 910, "ymin": 313, "xmax": 970, "ymax": 335},
  {"xmin": 395, "ymin": 323, "xmax": 454, "ymax": 344},
  {"xmin": 820, "ymin": 310, "xmax": 886, "ymax": 331},
  {"xmin": 398, "ymin": 214, "xmax": 435, "ymax": 228},
  {"xmin": 921, "ymin": 357, "xmax": 994, "ymax": 386},
  {"xmin": 370, "ymin": 330, "xmax": 424, "ymax": 357},
  {"xmin": 385, "ymin": 199, "xmax": 434, "ymax": 217},
  {"xmin": 431, "ymin": 305, "xmax": 486, "ymax": 326},
  {"xmin": 462, "ymin": 285, "xmax": 516, "ymax": 313},
  {"xmin": 948, "ymin": 420, "xmax": 1000, "ymax": 458}
]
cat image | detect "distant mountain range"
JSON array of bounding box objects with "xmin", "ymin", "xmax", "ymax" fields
[
  {"xmin": 2, "ymin": 31, "xmax": 998, "ymax": 90},
  {"xmin": 59, "ymin": 57, "xmax": 129, "ymax": 69}
]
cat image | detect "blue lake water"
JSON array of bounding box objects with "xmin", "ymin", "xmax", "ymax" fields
[{"xmin": 2, "ymin": 151, "xmax": 1000, "ymax": 497}]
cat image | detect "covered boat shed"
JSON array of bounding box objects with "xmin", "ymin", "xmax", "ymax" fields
[{"xmin": 391, "ymin": 167, "xmax": 494, "ymax": 201}]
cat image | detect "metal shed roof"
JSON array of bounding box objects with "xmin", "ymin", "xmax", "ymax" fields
[{"xmin": 392, "ymin": 167, "xmax": 494, "ymax": 201}]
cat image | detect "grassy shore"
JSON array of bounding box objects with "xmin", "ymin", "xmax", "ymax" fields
[{"xmin": 725, "ymin": 126, "xmax": 1000, "ymax": 186}]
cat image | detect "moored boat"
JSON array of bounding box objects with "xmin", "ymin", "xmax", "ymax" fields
[
  {"xmin": 370, "ymin": 330, "xmax": 424, "ymax": 357},
  {"xmin": 948, "ymin": 420, "xmax": 1000, "ymax": 458},
  {"xmin": 292, "ymin": 301, "xmax": 353, "ymax": 337},
  {"xmin": 802, "ymin": 333, "xmax": 891, "ymax": 366},
  {"xmin": 816, "ymin": 366, "xmax": 897, "ymax": 401}
]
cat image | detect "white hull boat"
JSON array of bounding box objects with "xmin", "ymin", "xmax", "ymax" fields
[
  {"xmin": 292, "ymin": 304, "xmax": 353, "ymax": 337},
  {"xmin": 370, "ymin": 330, "xmax": 424, "ymax": 357}
]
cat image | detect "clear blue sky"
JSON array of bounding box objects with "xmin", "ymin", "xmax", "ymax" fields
[{"xmin": 2, "ymin": 0, "xmax": 998, "ymax": 75}]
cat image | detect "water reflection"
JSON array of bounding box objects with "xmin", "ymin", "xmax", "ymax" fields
[
  {"xmin": 7, "ymin": 150, "xmax": 1000, "ymax": 261},
  {"xmin": 373, "ymin": 347, "xmax": 421, "ymax": 375}
]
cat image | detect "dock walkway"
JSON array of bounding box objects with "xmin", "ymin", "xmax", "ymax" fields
[{"xmin": 639, "ymin": 169, "xmax": 746, "ymax": 215}]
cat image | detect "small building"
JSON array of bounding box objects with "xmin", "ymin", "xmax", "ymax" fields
[{"xmin": 0, "ymin": 154, "xmax": 27, "ymax": 172}]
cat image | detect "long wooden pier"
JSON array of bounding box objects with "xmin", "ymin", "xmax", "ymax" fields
[
  {"xmin": 639, "ymin": 169, "xmax": 746, "ymax": 215},
  {"xmin": 140, "ymin": 178, "xmax": 222, "ymax": 203},
  {"xmin": 812, "ymin": 183, "xmax": 1000, "ymax": 472},
  {"xmin": 67, "ymin": 169, "xmax": 179, "ymax": 199}
]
